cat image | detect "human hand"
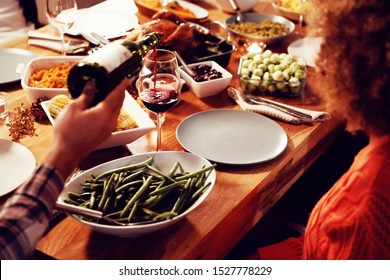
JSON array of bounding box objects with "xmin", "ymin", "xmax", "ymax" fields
[{"xmin": 43, "ymin": 78, "xmax": 131, "ymax": 179}]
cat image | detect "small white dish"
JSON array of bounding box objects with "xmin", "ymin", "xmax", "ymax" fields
[
  {"xmin": 58, "ymin": 151, "xmax": 216, "ymax": 237},
  {"xmin": 176, "ymin": 109, "xmax": 288, "ymax": 165},
  {"xmin": 41, "ymin": 92, "xmax": 156, "ymax": 150},
  {"xmin": 17, "ymin": 56, "xmax": 84, "ymax": 103},
  {"xmin": 0, "ymin": 139, "xmax": 36, "ymax": 196},
  {"xmin": 179, "ymin": 60, "xmax": 232, "ymax": 98}
]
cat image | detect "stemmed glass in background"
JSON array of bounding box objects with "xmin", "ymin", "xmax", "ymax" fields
[
  {"xmin": 46, "ymin": 0, "xmax": 78, "ymax": 55},
  {"xmin": 298, "ymin": 0, "xmax": 307, "ymax": 36},
  {"xmin": 160, "ymin": 0, "xmax": 171, "ymax": 10},
  {"xmin": 137, "ymin": 49, "xmax": 181, "ymax": 151}
]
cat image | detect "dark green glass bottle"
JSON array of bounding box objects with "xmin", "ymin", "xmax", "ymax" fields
[{"xmin": 67, "ymin": 32, "xmax": 160, "ymax": 105}]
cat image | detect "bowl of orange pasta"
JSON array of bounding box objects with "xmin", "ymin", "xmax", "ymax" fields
[{"xmin": 17, "ymin": 56, "xmax": 83, "ymax": 103}]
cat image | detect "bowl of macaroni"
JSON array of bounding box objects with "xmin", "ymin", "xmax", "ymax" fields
[{"xmin": 17, "ymin": 56, "xmax": 83, "ymax": 103}]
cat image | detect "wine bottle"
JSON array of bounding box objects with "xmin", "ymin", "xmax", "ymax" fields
[{"xmin": 67, "ymin": 32, "xmax": 160, "ymax": 105}]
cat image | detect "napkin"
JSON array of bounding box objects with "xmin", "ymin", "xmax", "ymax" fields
[
  {"xmin": 27, "ymin": 39, "xmax": 88, "ymax": 54},
  {"xmin": 227, "ymin": 87, "xmax": 331, "ymax": 125},
  {"xmin": 28, "ymin": 39, "xmax": 64, "ymax": 52}
]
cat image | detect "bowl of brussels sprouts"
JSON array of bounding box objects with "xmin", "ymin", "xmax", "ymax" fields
[{"xmin": 238, "ymin": 50, "xmax": 307, "ymax": 97}]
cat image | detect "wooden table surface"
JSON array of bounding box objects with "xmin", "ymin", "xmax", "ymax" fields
[{"xmin": 0, "ymin": 0, "xmax": 345, "ymax": 259}]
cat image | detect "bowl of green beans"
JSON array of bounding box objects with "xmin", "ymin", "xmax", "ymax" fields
[{"xmin": 57, "ymin": 151, "xmax": 216, "ymax": 237}]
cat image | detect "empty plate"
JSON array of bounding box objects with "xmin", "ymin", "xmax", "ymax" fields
[
  {"xmin": 0, "ymin": 139, "xmax": 36, "ymax": 196},
  {"xmin": 0, "ymin": 48, "xmax": 38, "ymax": 85},
  {"xmin": 176, "ymin": 109, "xmax": 288, "ymax": 165}
]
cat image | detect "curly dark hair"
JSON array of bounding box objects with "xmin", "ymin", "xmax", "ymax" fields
[{"xmin": 306, "ymin": 0, "xmax": 390, "ymax": 134}]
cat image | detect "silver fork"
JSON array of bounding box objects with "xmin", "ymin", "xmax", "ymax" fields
[
  {"xmin": 246, "ymin": 96, "xmax": 314, "ymax": 121},
  {"xmin": 81, "ymin": 32, "xmax": 110, "ymax": 54},
  {"xmin": 227, "ymin": 86, "xmax": 313, "ymax": 122}
]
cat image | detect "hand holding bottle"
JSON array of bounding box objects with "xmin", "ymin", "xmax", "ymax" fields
[{"xmin": 67, "ymin": 33, "xmax": 160, "ymax": 106}]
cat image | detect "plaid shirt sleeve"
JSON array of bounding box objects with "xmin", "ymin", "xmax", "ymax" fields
[{"xmin": 0, "ymin": 165, "xmax": 64, "ymax": 260}]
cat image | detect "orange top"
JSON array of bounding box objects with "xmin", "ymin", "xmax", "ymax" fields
[{"xmin": 258, "ymin": 135, "xmax": 390, "ymax": 259}]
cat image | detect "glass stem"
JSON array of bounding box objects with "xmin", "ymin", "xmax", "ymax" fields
[
  {"xmin": 299, "ymin": 0, "xmax": 306, "ymax": 36},
  {"xmin": 299, "ymin": 14, "xmax": 303, "ymax": 35},
  {"xmin": 59, "ymin": 27, "xmax": 66, "ymax": 55},
  {"xmin": 156, "ymin": 112, "xmax": 165, "ymax": 151},
  {"xmin": 160, "ymin": 0, "xmax": 170, "ymax": 9}
]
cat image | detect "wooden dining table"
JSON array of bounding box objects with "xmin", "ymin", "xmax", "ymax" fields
[{"xmin": 0, "ymin": 0, "xmax": 345, "ymax": 259}]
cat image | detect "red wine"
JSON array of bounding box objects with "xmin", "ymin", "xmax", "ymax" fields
[{"xmin": 140, "ymin": 88, "xmax": 179, "ymax": 113}]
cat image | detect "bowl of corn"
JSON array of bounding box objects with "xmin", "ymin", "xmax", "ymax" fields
[{"xmin": 41, "ymin": 92, "xmax": 156, "ymax": 149}]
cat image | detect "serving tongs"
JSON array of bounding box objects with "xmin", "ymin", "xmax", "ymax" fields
[
  {"xmin": 228, "ymin": 0, "xmax": 246, "ymax": 23},
  {"xmin": 55, "ymin": 202, "xmax": 154, "ymax": 226}
]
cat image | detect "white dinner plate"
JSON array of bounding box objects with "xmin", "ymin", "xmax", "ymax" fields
[
  {"xmin": 66, "ymin": 9, "xmax": 139, "ymax": 37},
  {"xmin": 288, "ymin": 37, "xmax": 323, "ymax": 68},
  {"xmin": 0, "ymin": 49, "xmax": 38, "ymax": 85},
  {"xmin": 0, "ymin": 139, "xmax": 36, "ymax": 196},
  {"xmin": 176, "ymin": 109, "xmax": 288, "ymax": 165},
  {"xmin": 135, "ymin": 0, "xmax": 209, "ymax": 21}
]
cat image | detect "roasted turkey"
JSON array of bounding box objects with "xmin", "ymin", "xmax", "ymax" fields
[{"xmin": 126, "ymin": 10, "xmax": 212, "ymax": 55}]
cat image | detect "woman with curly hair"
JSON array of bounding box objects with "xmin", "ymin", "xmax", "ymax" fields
[{"xmin": 258, "ymin": 0, "xmax": 390, "ymax": 259}]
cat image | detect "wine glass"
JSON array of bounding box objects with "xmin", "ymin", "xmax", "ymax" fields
[
  {"xmin": 298, "ymin": 0, "xmax": 307, "ymax": 36},
  {"xmin": 138, "ymin": 49, "xmax": 181, "ymax": 151},
  {"xmin": 46, "ymin": 0, "xmax": 78, "ymax": 55},
  {"xmin": 160, "ymin": 0, "xmax": 170, "ymax": 9}
]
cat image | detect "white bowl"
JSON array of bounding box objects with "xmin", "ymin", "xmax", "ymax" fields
[
  {"xmin": 216, "ymin": 0, "xmax": 258, "ymax": 13},
  {"xmin": 17, "ymin": 56, "xmax": 84, "ymax": 103},
  {"xmin": 57, "ymin": 151, "xmax": 216, "ymax": 237},
  {"xmin": 41, "ymin": 92, "xmax": 156, "ymax": 149},
  {"xmin": 179, "ymin": 60, "xmax": 233, "ymax": 98},
  {"xmin": 272, "ymin": 0, "xmax": 310, "ymax": 22}
]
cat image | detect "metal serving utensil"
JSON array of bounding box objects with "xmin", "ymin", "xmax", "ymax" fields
[
  {"xmin": 90, "ymin": 32, "xmax": 110, "ymax": 45},
  {"xmin": 174, "ymin": 50, "xmax": 197, "ymax": 77},
  {"xmin": 228, "ymin": 0, "xmax": 245, "ymax": 23}
]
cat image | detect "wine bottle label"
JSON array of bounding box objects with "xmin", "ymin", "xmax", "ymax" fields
[{"xmin": 83, "ymin": 42, "xmax": 133, "ymax": 73}]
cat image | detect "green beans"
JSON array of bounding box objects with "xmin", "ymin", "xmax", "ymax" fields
[
  {"xmin": 65, "ymin": 158, "xmax": 216, "ymax": 225},
  {"xmin": 93, "ymin": 157, "xmax": 154, "ymax": 181}
]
